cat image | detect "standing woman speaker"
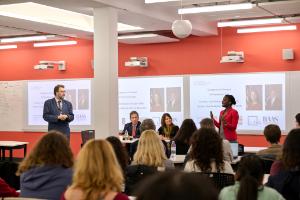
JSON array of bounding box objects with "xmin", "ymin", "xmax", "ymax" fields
[{"xmin": 210, "ymin": 95, "xmax": 239, "ymax": 142}]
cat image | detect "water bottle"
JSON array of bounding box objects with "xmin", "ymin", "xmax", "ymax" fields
[
  {"xmin": 170, "ymin": 141, "xmax": 176, "ymax": 160},
  {"xmin": 124, "ymin": 130, "xmax": 129, "ymax": 140}
]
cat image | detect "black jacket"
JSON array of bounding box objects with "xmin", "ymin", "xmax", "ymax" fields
[{"xmin": 122, "ymin": 121, "xmax": 141, "ymax": 138}]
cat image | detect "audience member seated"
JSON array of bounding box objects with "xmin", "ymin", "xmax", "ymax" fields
[
  {"xmin": 184, "ymin": 128, "xmax": 234, "ymax": 174},
  {"xmin": 126, "ymin": 130, "xmax": 174, "ymax": 195},
  {"xmin": 129, "ymin": 118, "xmax": 157, "ymax": 158},
  {"xmin": 200, "ymin": 118, "xmax": 233, "ymax": 162},
  {"xmin": 130, "ymin": 119, "xmax": 169, "ymax": 159},
  {"xmin": 106, "ymin": 136, "xmax": 130, "ymax": 175},
  {"xmin": 219, "ymin": 155, "xmax": 284, "ymax": 200},
  {"xmin": 132, "ymin": 130, "xmax": 174, "ymax": 169},
  {"xmin": 256, "ymin": 124, "xmax": 282, "ymax": 160},
  {"xmin": 64, "ymin": 139, "xmax": 128, "ymax": 200},
  {"xmin": 158, "ymin": 113, "xmax": 179, "ymax": 140},
  {"xmin": 135, "ymin": 171, "xmax": 218, "ymax": 200},
  {"xmin": 0, "ymin": 178, "xmax": 19, "ymax": 197},
  {"xmin": 266, "ymin": 128, "xmax": 300, "ymax": 200},
  {"xmin": 295, "ymin": 113, "xmax": 300, "ymax": 128},
  {"xmin": 122, "ymin": 111, "xmax": 141, "ymax": 138},
  {"xmin": 17, "ymin": 131, "xmax": 73, "ymax": 200},
  {"xmin": 173, "ymin": 119, "xmax": 197, "ymax": 155}
]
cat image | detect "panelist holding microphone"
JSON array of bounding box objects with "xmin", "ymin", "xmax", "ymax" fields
[
  {"xmin": 210, "ymin": 94, "xmax": 239, "ymax": 142},
  {"xmin": 43, "ymin": 84, "xmax": 74, "ymax": 142}
]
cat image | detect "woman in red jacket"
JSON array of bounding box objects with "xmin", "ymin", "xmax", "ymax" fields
[{"xmin": 210, "ymin": 95, "xmax": 239, "ymax": 142}]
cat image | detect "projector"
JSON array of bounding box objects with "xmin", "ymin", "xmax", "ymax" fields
[
  {"xmin": 221, "ymin": 51, "xmax": 244, "ymax": 63},
  {"xmin": 33, "ymin": 64, "xmax": 54, "ymax": 70},
  {"xmin": 125, "ymin": 57, "xmax": 148, "ymax": 67}
]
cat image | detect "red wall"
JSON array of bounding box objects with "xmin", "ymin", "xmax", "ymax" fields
[{"xmin": 1, "ymin": 25, "xmax": 300, "ymax": 157}]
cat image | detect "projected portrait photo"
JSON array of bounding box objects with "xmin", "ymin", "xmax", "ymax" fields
[
  {"xmin": 150, "ymin": 88, "xmax": 165, "ymax": 112},
  {"xmin": 78, "ymin": 89, "xmax": 89, "ymax": 110},
  {"xmin": 246, "ymin": 85, "xmax": 263, "ymax": 110},
  {"xmin": 265, "ymin": 84, "xmax": 282, "ymax": 110},
  {"xmin": 166, "ymin": 87, "xmax": 181, "ymax": 112},
  {"xmin": 65, "ymin": 89, "xmax": 77, "ymax": 110}
]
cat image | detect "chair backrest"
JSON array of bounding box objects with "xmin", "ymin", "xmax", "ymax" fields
[
  {"xmin": 261, "ymin": 158, "xmax": 274, "ymax": 174},
  {"xmin": 125, "ymin": 164, "xmax": 158, "ymax": 195},
  {"xmin": 81, "ymin": 130, "xmax": 95, "ymax": 145},
  {"xmin": 0, "ymin": 161, "xmax": 20, "ymax": 190},
  {"xmin": 194, "ymin": 172, "xmax": 235, "ymax": 190}
]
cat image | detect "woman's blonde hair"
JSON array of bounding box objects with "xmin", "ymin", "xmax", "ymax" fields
[
  {"xmin": 17, "ymin": 131, "xmax": 73, "ymax": 175},
  {"xmin": 133, "ymin": 130, "xmax": 167, "ymax": 167},
  {"xmin": 70, "ymin": 139, "xmax": 124, "ymax": 200}
]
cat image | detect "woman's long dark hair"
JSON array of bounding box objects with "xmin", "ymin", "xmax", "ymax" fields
[
  {"xmin": 106, "ymin": 136, "xmax": 129, "ymax": 173},
  {"xmin": 161, "ymin": 113, "xmax": 174, "ymax": 127},
  {"xmin": 282, "ymin": 128, "xmax": 300, "ymax": 169},
  {"xmin": 174, "ymin": 119, "xmax": 197, "ymax": 145},
  {"xmin": 191, "ymin": 128, "xmax": 224, "ymax": 172},
  {"xmin": 236, "ymin": 155, "xmax": 264, "ymax": 200}
]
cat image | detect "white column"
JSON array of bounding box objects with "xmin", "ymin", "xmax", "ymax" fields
[{"xmin": 93, "ymin": 7, "xmax": 118, "ymax": 139}]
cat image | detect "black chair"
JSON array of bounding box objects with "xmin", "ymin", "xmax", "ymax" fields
[
  {"xmin": 0, "ymin": 161, "xmax": 20, "ymax": 190},
  {"xmin": 261, "ymin": 158, "xmax": 274, "ymax": 174},
  {"xmin": 81, "ymin": 130, "xmax": 95, "ymax": 147},
  {"xmin": 194, "ymin": 172, "xmax": 235, "ymax": 190},
  {"xmin": 125, "ymin": 164, "xmax": 158, "ymax": 195}
]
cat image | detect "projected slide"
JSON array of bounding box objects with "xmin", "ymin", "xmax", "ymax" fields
[
  {"xmin": 190, "ymin": 73, "xmax": 285, "ymax": 130},
  {"xmin": 119, "ymin": 77, "xmax": 183, "ymax": 130},
  {"xmin": 28, "ymin": 79, "xmax": 91, "ymax": 126}
]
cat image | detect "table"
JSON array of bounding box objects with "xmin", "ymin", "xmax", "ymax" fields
[
  {"xmin": 244, "ymin": 146, "xmax": 267, "ymax": 154},
  {"xmin": 0, "ymin": 141, "xmax": 28, "ymax": 161}
]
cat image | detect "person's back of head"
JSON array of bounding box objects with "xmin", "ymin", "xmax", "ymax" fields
[
  {"xmin": 140, "ymin": 118, "xmax": 156, "ymax": 133},
  {"xmin": 134, "ymin": 130, "xmax": 166, "ymax": 167},
  {"xmin": 263, "ymin": 124, "xmax": 281, "ymax": 144},
  {"xmin": 17, "ymin": 130, "xmax": 73, "ymax": 175},
  {"xmin": 282, "ymin": 128, "xmax": 300, "ymax": 170},
  {"xmin": 191, "ymin": 128, "xmax": 224, "ymax": 172},
  {"xmin": 106, "ymin": 136, "xmax": 129, "ymax": 173},
  {"xmin": 295, "ymin": 113, "xmax": 300, "ymax": 128},
  {"xmin": 200, "ymin": 118, "xmax": 215, "ymax": 130},
  {"xmin": 135, "ymin": 171, "xmax": 218, "ymax": 200},
  {"xmin": 174, "ymin": 118, "xmax": 197, "ymax": 144},
  {"xmin": 70, "ymin": 139, "xmax": 124, "ymax": 200},
  {"xmin": 236, "ymin": 155, "xmax": 264, "ymax": 200}
]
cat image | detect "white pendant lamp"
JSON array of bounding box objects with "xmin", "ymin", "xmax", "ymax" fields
[{"xmin": 171, "ymin": 0, "xmax": 192, "ymax": 38}]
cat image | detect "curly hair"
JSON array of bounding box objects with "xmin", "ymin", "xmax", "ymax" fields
[
  {"xmin": 174, "ymin": 119, "xmax": 197, "ymax": 145},
  {"xmin": 190, "ymin": 128, "xmax": 224, "ymax": 172},
  {"xmin": 106, "ymin": 136, "xmax": 129, "ymax": 174},
  {"xmin": 282, "ymin": 128, "xmax": 300, "ymax": 169},
  {"xmin": 17, "ymin": 130, "xmax": 73, "ymax": 175}
]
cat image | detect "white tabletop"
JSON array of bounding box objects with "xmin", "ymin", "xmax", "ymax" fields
[
  {"xmin": 244, "ymin": 146, "xmax": 267, "ymax": 153},
  {"xmin": 170, "ymin": 155, "xmax": 186, "ymax": 164},
  {"xmin": 0, "ymin": 141, "xmax": 29, "ymax": 147},
  {"xmin": 119, "ymin": 136, "xmax": 138, "ymax": 144}
]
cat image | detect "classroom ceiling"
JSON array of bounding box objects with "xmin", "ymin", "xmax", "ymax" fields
[{"xmin": 0, "ymin": 0, "xmax": 299, "ymax": 44}]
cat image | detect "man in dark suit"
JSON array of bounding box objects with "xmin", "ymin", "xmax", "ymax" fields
[
  {"xmin": 122, "ymin": 111, "xmax": 141, "ymax": 138},
  {"xmin": 43, "ymin": 84, "xmax": 74, "ymax": 142}
]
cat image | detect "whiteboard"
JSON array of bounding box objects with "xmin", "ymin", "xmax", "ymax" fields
[{"xmin": 0, "ymin": 81, "xmax": 25, "ymax": 131}]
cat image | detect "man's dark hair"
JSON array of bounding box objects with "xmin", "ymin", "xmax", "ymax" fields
[
  {"xmin": 135, "ymin": 171, "xmax": 218, "ymax": 200},
  {"xmin": 263, "ymin": 124, "xmax": 281, "ymax": 144},
  {"xmin": 54, "ymin": 84, "xmax": 65, "ymax": 96},
  {"xmin": 295, "ymin": 113, "xmax": 300, "ymax": 126},
  {"xmin": 130, "ymin": 111, "xmax": 139, "ymax": 118}
]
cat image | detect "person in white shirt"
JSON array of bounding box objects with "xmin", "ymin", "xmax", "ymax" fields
[{"xmin": 184, "ymin": 128, "xmax": 234, "ymax": 174}]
